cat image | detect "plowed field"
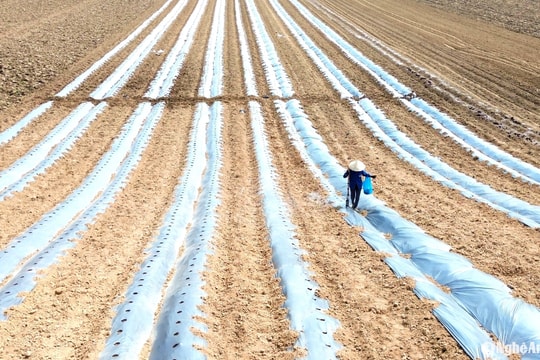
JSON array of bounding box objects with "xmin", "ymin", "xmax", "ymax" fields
[{"xmin": 0, "ymin": 0, "xmax": 539, "ymax": 359}]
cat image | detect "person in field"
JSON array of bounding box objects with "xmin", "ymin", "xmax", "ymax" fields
[{"xmin": 343, "ymin": 160, "xmax": 376, "ymax": 209}]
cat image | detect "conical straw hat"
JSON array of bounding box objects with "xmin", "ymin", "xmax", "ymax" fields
[{"xmin": 348, "ymin": 160, "xmax": 365, "ymax": 172}]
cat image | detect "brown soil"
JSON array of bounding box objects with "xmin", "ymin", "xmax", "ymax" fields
[{"xmin": 0, "ymin": 0, "xmax": 539, "ymax": 359}]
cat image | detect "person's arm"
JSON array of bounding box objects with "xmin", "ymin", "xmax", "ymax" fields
[
  {"xmin": 361, "ymin": 170, "xmax": 376, "ymax": 179},
  {"xmin": 343, "ymin": 170, "xmax": 349, "ymax": 178}
]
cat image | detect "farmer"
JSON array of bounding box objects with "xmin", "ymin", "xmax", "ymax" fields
[{"xmin": 343, "ymin": 160, "xmax": 376, "ymax": 209}]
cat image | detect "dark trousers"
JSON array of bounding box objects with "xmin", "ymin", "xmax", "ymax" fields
[{"xmin": 350, "ymin": 185, "xmax": 361, "ymax": 209}]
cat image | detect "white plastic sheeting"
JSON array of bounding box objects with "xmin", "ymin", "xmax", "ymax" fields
[
  {"xmin": 0, "ymin": 102, "xmax": 107, "ymax": 200},
  {"xmin": 406, "ymin": 99, "xmax": 540, "ymax": 184},
  {"xmin": 239, "ymin": 4, "xmax": 342, "ymax": 356},
  {"xmin": 267, "ymin": 0, "xmax": 360, "ymax": 99},
  {"xmin": 288, "ymin": 0, "xmax": 540, "ymax": 185},
  {"xmin": 0, "ymin": 0, "xmax": 189, "ymax": 321},
  {"xmin": 356, "ymin": 99, "xmax": 540, "ymax": 228},
  {"xmin": 99, "ymin": 103, "xmax": 212, "ymax": 359},
  {"xmin": 244, "ymin": 0, "xmax": 540, "ymax": 355},
  {"xmin": 235, "ymin": 0, "xmax": 257, "ymax": 97},
  {"xmin": 103, "ymin": 0, "xmax": 226, "ymax": 356},
  {"xmin": 245, "ymin": 0, "xmax": 294, "ymax": 98},
  {"xmin": 0, "ymin": 0, "xmax": 175, "ymax": 159},
  {"xmin": 250, "ymin": 101, "xmax": 342, "ymax": 358},
  {"xmin": 90, "ymin": 0, "xmax": 189, "ymax": 100},
  {"xmin": 198, "ymin": 0, "xmax": 225, "ymax": 98},
  {"xmin": 0, "ymin": 102, "xmax": 151, "ymax": 283},
  {"xmin": 0, "ymin": 0, "xmax": 172, "ymax": 148},
  {"xmin": 145, "ymin": 0, "xmax": 208, "ymax": 99},
  {"xmin": 0, "ymin": 101, "xmax": 53, "ymax": 146},
  {"xmin": 0, "ymin": 102, "xmax": 92, "ymax": 190},
  {"xmin": 279, "ymin": 98, "xmax": 540, "ymax": 359},
  {"xmin": 254, "ymin": 1, "xmax": 502, "ymax": 355},
  {"xmin": 0, "ymin": 102, "xmax": 165, "ymax": 319},
  {"xmin": 275, "ymin": 99, "xmax": 507, "ymax": 359},
  {"xmin": 149, "ymin": 102, "xmax": 223, "ymax": 360},
  {"xmin": 56, "ymin": 0, "xmax": 175, "ymax": 97},
  {"xmin": 244, "ymin": 3, "xmax": 343, "ymax": 357},
  {"xmin": 267, "ymin": 0, "xmax": 540, "ymax": 228}
]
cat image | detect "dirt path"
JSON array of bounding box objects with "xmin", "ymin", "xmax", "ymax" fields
[
  {"xmin": 0, "ymin": 0, "xmax": 539, "ymax": 359},
  {"xmin": 201, "ymin": 104, "xmax": 300, "ymax": 359}
]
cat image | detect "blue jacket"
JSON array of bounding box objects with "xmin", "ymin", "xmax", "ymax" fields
[{"xmin": 343, "ymin": 169, "xmax": 372, "ymax": 189}]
